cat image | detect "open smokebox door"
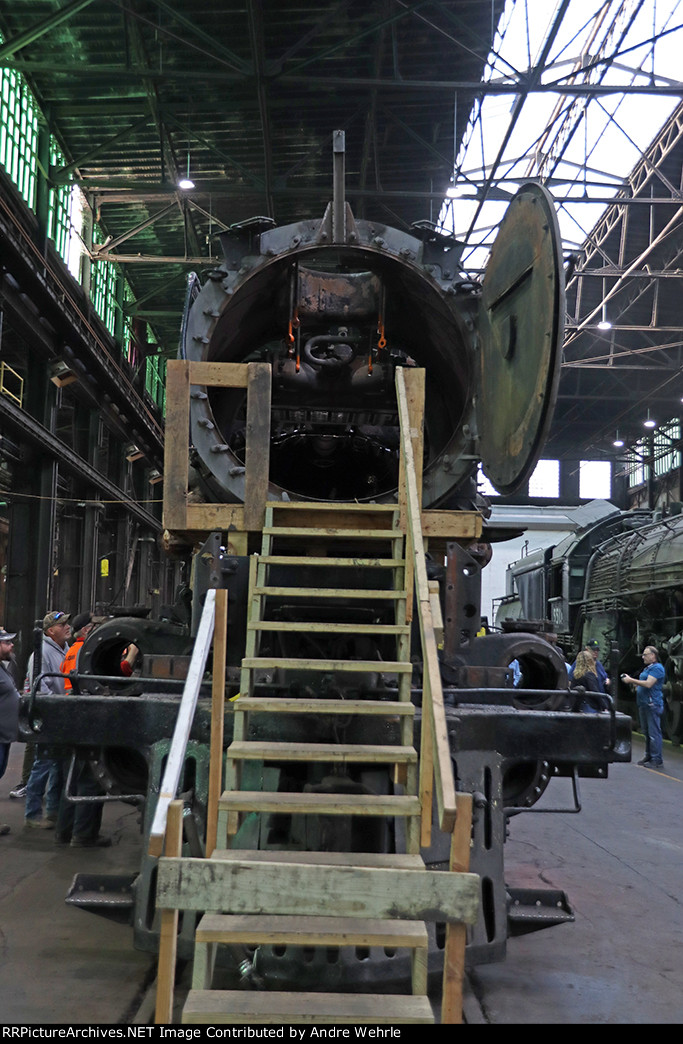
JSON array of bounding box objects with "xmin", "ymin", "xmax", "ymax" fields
[{"xmin": 477, "ymin": 183, "xmax": 565, "ymax": 495}]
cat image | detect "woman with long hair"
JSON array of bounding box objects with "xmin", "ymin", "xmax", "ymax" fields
[{"xmin": 572, "ymin": 650, "xmax": 603, "ymax": 713}]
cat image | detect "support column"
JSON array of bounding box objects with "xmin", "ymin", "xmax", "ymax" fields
[
  {"xmin": 78, "ymin": 410, "xmax": 102, "ymax": 613},
  {"xmin": 115, "ymin": 265, "xmax": 125, "ymax": 349},
  {"xmin": 559, "ymin": 459, "xmax": 580, "ymax": 502},
  {"xmin": 34, "ymin": 112, "xmax": 51, "ymax": 256},
  {"xmin": 5, "ymin": 356, "xmax": 58, "ymax": 666},
  {"xmin": 80, "ymin": 195, "xmax": 94, "ymax": 301}
]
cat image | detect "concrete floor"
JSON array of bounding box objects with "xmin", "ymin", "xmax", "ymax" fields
[
  {"xmin": 1, "ymin": 736, "xmax": 682, "ymax": 1025},
  {"xmin": 464, "ymin": 735, "xmax": 683, "ymax": 1025},
  {"xmin": 0, "ymin": 744, "xmax": 156, "ymax": 1024}
]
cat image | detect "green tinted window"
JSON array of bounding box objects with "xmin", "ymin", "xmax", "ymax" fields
[{"xmin": 0, "ymin": 64, "xmax": 38, "ymax": 209}]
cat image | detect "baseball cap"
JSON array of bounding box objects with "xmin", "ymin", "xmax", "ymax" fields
[
  {"xmin": 585, "ymin": 639, "xmax": 600, "ymax": 650},
  {"xmin": 43, "ymin": 611, "xmax": 71, "ymax": 630},
  {"xmin": 71, "ymin": 611, "xmax": 92, "ymax": 633},
  {"xmin": 0, "ymin": 629, "xmax": 16, "ymax": 641}
]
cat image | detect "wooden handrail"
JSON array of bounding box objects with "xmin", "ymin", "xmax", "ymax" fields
[
  {"xmin": 395, "ymin": 368, "xmax": 458, "ymax": 835},
  {"xmin": 206, "ymin": 589, "xmax": 228, "ymax": 857},
  {"xmin": 148, "ymin": 589, "xmax": 217, "ymax": 857},
  {"xmin": 154, "ymin": 799, "xmax": 184, "ymax": 1024}
]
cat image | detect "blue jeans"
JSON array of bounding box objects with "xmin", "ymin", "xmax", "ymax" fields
[
  {"xmin": 637, "ymin": 699, "xmax": 664, "ymax": 764},
  {"xmin": 24, "ymin": 756, "xmax": 64, "ymax": 821}
]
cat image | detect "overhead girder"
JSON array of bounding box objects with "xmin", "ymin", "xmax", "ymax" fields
[
  {"xmin": 5, "ymin": 60, "xmax": 683, "ymax": 96},
  {"xmin": 461, "ymin": 0, "xmax": 573, "ymax": 244},
  {"xmin": 247, "ymin": 0, "xmax": 276, "ymax": 219},
  {"xmin": 554, "ymin": 92, "xmax": 683, "ymax": 455},
  {"xmin": 51, "ymin": 116, "xmax": 153, "ymax": 185},
  {"xmin": 2, "ymin": 0, "xmax": 683, "ymax": 471},
  {"xmin": 0, "ymin": 0, "xmax": 96, "ymax": 59},
  {"xmin": 131, "ymin": 0, "xmax": 251, "ymax": 76}
]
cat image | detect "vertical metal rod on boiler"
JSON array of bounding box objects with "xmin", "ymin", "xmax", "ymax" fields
[{"xmin": 332, "ymin": 129, "xmax": 346, "ymax": 244}]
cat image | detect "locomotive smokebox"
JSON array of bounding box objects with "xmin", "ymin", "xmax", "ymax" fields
[{"xmin": 183, "ymin": 180, "xmax": 564, "ymax": 509}]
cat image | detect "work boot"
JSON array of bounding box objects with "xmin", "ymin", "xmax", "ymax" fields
[{"xmin": 24, "ymin": 818, "xmax": 55, "ymax": 830}]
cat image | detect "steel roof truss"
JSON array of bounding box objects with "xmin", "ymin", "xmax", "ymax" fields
[
  {"xmin": 53, "ymin": 116, "xmax": 152, "ymax": 185},
  {"xmin": 0, "ymin": 0, "xmax": 96, "ymax": 60}
]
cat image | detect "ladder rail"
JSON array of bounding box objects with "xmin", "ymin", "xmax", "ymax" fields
[
  {"xmin": 396, "ymin": 367, "xmax": 458, "ymax": 836},
  {"xmin": 148, "ymin": 590, "xmax": 218, "ymax": 858}
]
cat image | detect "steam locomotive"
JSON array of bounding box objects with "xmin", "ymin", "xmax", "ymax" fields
[
  {"xmin": 497, "ymin": 499, "xmax": 683, "ymax": 743},
  {"xmin": 19, "ymin": 151, "xmax": 631, "ymax": 989}
]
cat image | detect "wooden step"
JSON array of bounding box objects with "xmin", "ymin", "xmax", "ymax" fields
[
  {"xmin": 253, "ymin": 586, "xmax": 406, "ymax": 599},
  {"xmin": 210, "ymin": 849, "xmax": 425, "ymax": 870},
  {"xmin": 227, "ymin": 741, "xmax": 417, "ymax": 764},
  {"xmin": 264, "ymin": 527, "xmax": 400, "ymax": 540},
  {"xmin": 266, "ymin": 501, "xmax": 397, "ymax": 513},
  {"xmin": 247, "ymin": 620, "xmax": 411, "ymax": 635},
  {"xmin": 218, "ymin": 791, "xmax": 421, "ymax": 817},
  {"xmin": 158, "ymin": 856, "xmax": 480, "ymax": 921},
  {"xmin": 182, "ymin": 989, "xmax": 434, "ymax": 1024},
  {"xmin": 242, "ymin": 657, "xmax": 412, "ymax": 673},
  {"xmin": 195, "ymin": 912, "xmax": 429, "ymax": 948},
  {"xmin": 232, "ymin": 697, "xmax": 414, "ymax": 716},
  {"xmin": 258, "ymin": 555, "xmax": 404, "ymax": 567}
]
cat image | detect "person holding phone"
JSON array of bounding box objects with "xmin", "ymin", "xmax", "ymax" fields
[{"xmin": 621, "ymin": 646, "xmax": 665, "ymax": 769}]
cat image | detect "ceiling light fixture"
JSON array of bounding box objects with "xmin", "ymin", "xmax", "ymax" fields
[
  {"xmin": 597, "ymin": 303, "xmax": 611, "ymax": 331},
  {"xmin": 643, "ymin": 410, "xmax": 657, "ymax": 429},
  {"xmin": 49, "ymin": 359, "xmax": 77, "ymax": 388},
  {"xmin": 613, "ymin": 431, "xmax": 624, "ymax": 448},
  {"xmin": 178, "ymin": 156, "xmax": 195, "ymax": 191},
  {"xmin": 178, "ymin": 129, "xmax": 195, "ymax": 190},
  {"xmin": 125, "ymin": 443, "xmax": 144, "ymax": 462},
  {"xmin": 597, "ymin": 278, "xmax": 611, "ymax": 330}
]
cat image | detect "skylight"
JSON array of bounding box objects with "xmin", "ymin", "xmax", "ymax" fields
[{"xmin": 440, "ymin": 0, "xmax": 683, "ymax": 273}]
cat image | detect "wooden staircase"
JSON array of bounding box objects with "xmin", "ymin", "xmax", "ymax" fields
[
  {"xmin": 153, "ymin": 370, "xmax": 481, "ymax": 1025},
  {"xmin": 219, "ymin": 500, "xmax": 421, "ymax": 854},
  {"xmin": 157, "ymin": 803, "xmax": 478, "ymax": 1026}
]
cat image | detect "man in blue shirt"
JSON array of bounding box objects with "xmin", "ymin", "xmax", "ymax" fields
[{"xmin": 621, "ymin": 646, "xmax": 666, "ymax": 769}]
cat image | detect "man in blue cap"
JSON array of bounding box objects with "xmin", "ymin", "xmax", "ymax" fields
[{"xmin": 23, "ymin": 611, "xmax": 71, "ymax": 829}]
